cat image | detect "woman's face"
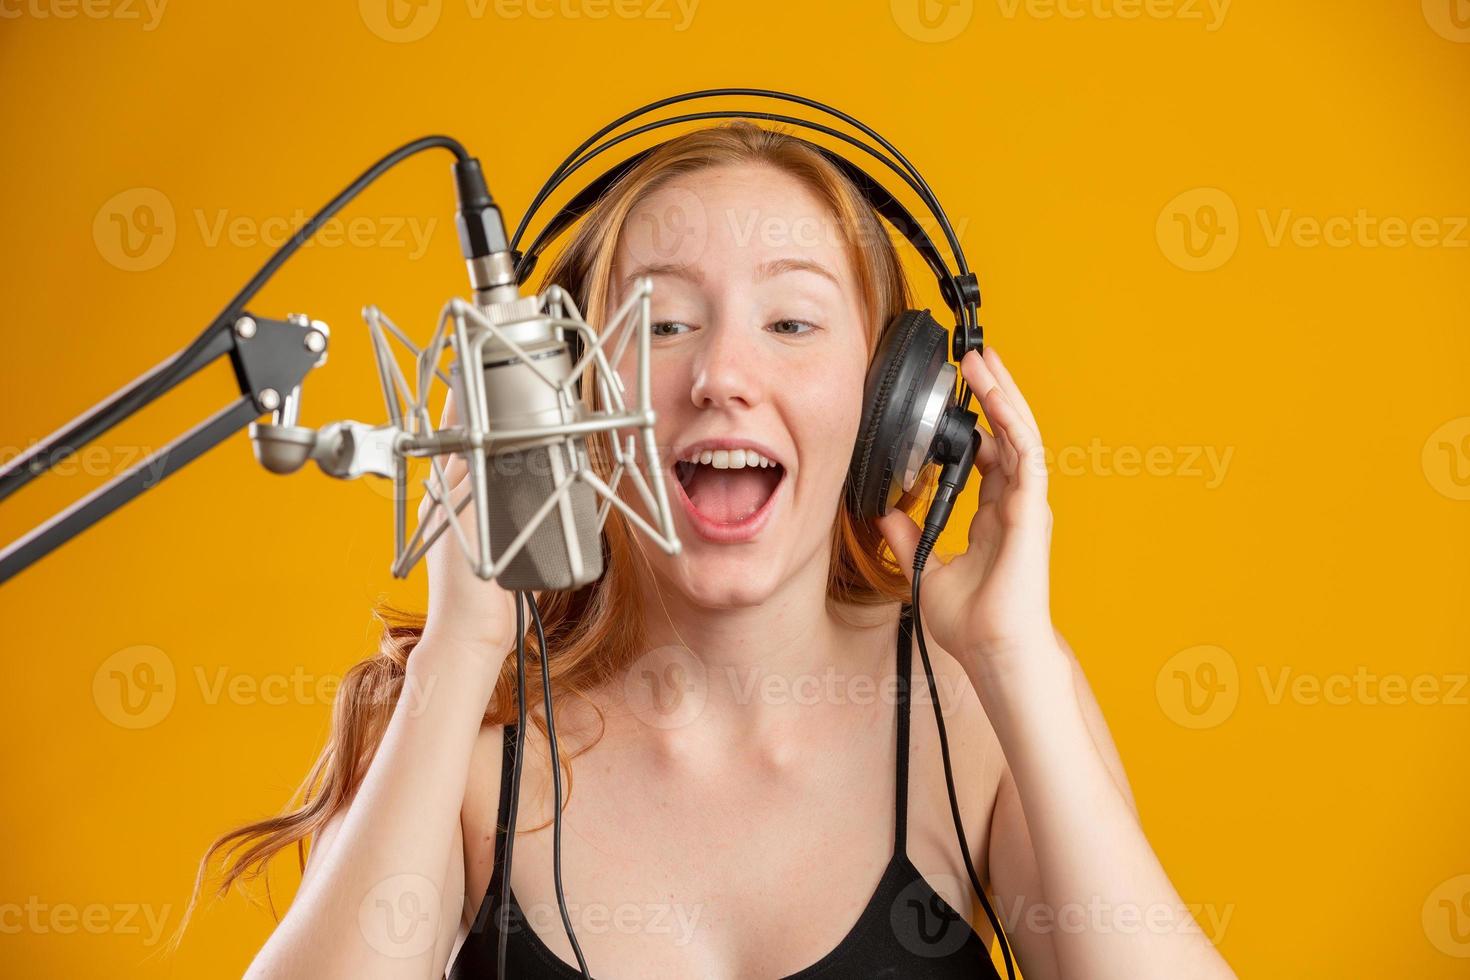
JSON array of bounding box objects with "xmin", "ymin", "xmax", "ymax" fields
[{"xmin": 609, "ymin": 162, "xmax": 871, "ymax": 609}]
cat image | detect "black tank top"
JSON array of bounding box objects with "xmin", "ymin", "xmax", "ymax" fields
[{"xmin": 449, "ymin": 607, "xmax": 1002, "ymax": 978}]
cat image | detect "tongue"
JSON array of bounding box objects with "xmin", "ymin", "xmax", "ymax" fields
[{"xmin": 685, "ymin": 466, "xmax": 778, "ymax": 523}]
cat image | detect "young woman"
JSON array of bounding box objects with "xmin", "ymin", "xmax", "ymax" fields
[{"xmin": 203, "ymin": 122, "xmax": 1237, "ymax": 980}]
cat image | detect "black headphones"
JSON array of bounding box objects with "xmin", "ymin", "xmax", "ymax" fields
[{"xmin": 507, "ymin": 88, "xmax": 985, "ymax": 528}]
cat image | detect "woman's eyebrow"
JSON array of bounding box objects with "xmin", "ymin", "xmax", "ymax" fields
[
  {"xmin": 756, "ymin": 257, "xmax": 841, "ymax": 288},
  {"xmin": 621, "ymin": 262, "xmax": 703, "ymax": 290},
  {"xmin": 620, "ymin": 257, "xmax": 841, "ymax": 291}
]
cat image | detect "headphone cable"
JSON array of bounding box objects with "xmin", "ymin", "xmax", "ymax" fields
[
  {"xmin": 527, "ymin": 590, "xmax": 592, "ymax": 977},
  {"xmin": 497, "ymin": 592, "xmax": 530, "ymax": 980},
  {"xmin": 909, "ymin": 422, "xmax": 1017, "ymax": 980},
  {"xmin": 909, "ymin": 566, "xmax": 1018, "ymax": 980},
  {"xmin": 499, "ymin": 591, "xmax": 592, "ymax": 978}
]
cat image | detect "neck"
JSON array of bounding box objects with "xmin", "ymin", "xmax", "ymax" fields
[{"xmin": 618, "ymin": 541, "xmax": 896, "ymax": 756}]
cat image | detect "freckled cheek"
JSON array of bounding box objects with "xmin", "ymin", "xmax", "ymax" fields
[
  {"xmin": 786, "ymin": 361, "xmax": 868, "ymax": 486},
  {"xmin": 612, "ymin": 359, "xmax": 693, "ymax": 462}
]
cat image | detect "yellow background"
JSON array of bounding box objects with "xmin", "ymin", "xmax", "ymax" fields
[{"xmin": 2, "ymin": 0, "xmax": 1468, "ymax": 976}]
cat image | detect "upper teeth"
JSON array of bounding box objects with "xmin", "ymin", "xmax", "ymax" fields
[{"xmin": 680, "ymin": 448, "xmax": 779, "ymax": 469}]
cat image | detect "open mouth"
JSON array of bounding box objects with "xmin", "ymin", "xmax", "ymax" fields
[{"xmin": 672, "ymin": 451, "xmax": 786, "ymax": 538}]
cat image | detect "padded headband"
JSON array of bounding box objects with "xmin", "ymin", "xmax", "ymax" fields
[
  {"xmin": 505, "ymin": 90, "xmax": 986, "ymax": 378},
  {"xmin": 511, "ymin": 135, "xmax": 976, "ymax": 319}
]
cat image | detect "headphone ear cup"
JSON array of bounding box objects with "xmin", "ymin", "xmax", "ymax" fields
[{"xmin": 847, "ymin": 309, "xmax": 951, "ymax": 521}]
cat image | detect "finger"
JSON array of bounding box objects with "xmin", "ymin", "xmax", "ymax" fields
[
  {"xmin": 982, "ymin": 347, "xmax": 1042, "ymax": 441},
  {"xmin": 977, "ymin": 462, "xmax": 1010, "ymax": 511},
  {"xmin": 980, "ymin": 384, "xmax": 1034, "ymax": 472},
  {"xmin": 438, "ymin": 451, "xmax": 469, "ymax": 490},
  {"xmin": 973, "ymin": 425, "xmax": 1010, "ymax": 506},
  {"xmin": 873, "ymin": 507, "xmax": 936, "ymax": 585},
  {"xmin": 419, "ymin": 463, "xmax": 473, "ymax": 528},
  {"xmin": 439, "ymin": 388, "xmax": 461, "ymax": 429},
  {"xmin": 960, "ymin": 349, "xmax": 1000, "ymax": 417},
  {"xmin": 964, "ymin": 350, "xmax": 1037, "ymax": 465},
  {"xmin": 974, "ymin": 423, "xmax": 1003, "ymax": 473},
  {"xmin": 975, "ymin": 383, "xmax": 1018, "ymax": 467},
  {"xmin": 430, "ymin": 390, "xmax": 469, "ymax": 499},
  {"xmin": 980, "ymin": 384, "xmax": 1047, "ymax": 494},
  {"xmin": 961, "ymin": 351, "xmax": 1015, "ymax": 466}
]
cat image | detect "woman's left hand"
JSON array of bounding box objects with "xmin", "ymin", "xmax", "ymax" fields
[{"xmin": 875, "ymin": 346, "xmax": 1058, "ymax": 672}]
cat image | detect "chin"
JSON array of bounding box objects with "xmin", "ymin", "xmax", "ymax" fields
[{"xmin": 670, "ymin": 550, "xmax": 781, "ymax": 609}]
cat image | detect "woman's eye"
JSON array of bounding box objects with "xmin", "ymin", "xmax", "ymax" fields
[
  {"xmin": 769, "ymin": 319, "xmax": 818, "ymax": 336},
  {"xmin": 651, "ymin": 320, "xmax": 817, "ymax": 338}
]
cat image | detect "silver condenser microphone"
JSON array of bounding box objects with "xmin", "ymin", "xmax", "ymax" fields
[
  {"xmin": 456, "ymin": 296, "xmax": 603, "ymax": 590},
  {"xmin": 249, "ymin": 154, "xmax": 680, "ymax": 590}
]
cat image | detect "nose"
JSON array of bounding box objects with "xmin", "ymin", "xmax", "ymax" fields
[{"xmin": 688, "ymin": 320, "xmax": 763, "ymax": 411}]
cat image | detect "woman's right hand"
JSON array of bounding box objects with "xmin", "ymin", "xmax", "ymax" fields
[{"xmin": 416, "ymin": 390, "xmax": 520, "ymax": 665}]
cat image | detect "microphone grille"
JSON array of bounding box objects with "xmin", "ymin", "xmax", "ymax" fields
[{"xmin": 484, "ymin": 443, "xmax": 604, "ymax": 591}]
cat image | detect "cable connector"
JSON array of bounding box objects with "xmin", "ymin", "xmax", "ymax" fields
[
  {"xmin": 453, "ymin": 157, "xmax": 507, "ymax": 259},
  {"xmin": 453, "ymin": 158, "xmax": 517, "ymax": 303},
  {"xmin": 913, "ymin": 409, "xmax": 980, "ymax": 576}
]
